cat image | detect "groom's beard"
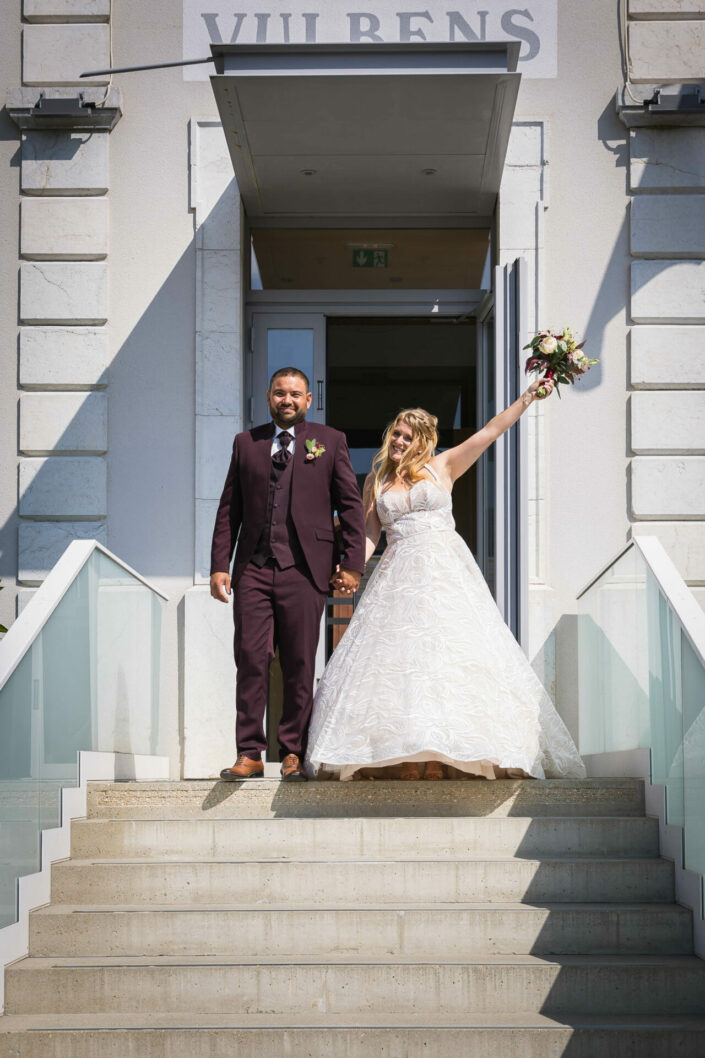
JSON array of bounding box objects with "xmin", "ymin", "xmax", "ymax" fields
[{"xmin": 271, "ymin": 409, "xmax": 308, "ymax": 428}]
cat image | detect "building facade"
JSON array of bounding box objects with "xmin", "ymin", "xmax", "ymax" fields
[{"xmin": 1, "ymin": 0, "xmax": 704, "ymax": 776}]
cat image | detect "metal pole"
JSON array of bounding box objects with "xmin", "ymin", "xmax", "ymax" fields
[{"xmin": 80, "ymin": 56, "xmax": 214, "ymax": 78}]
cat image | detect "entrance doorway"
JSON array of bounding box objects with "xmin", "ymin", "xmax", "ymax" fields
[
  {"xmin": 326, "ymin": 317, "xmax": 477, "ymax": 554},
  {"xmin": 258, "ymin": 308, "xmax": 480, "ymax": 760},
  {"xmin": 204, "ymin": 39, "xmax": 528, "ymax": 763}
]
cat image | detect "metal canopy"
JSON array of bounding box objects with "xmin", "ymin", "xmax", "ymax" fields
[{"xmin": 209, "ymin": 42, "xmax": 521, "ymax": 226}]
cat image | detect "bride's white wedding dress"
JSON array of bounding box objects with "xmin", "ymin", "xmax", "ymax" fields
[{"xmin": 305, "ymin": 466, "xmax": 586, "ymax": 781}]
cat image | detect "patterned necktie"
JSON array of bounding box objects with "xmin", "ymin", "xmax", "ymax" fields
[{"xmin": 275, "ymin": 430, "xmax": 293, "ymax": 466}]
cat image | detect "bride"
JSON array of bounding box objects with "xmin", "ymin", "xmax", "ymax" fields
[{"xmin": 305, "ymin": 377, "xmax": 586, "ymax": 781}]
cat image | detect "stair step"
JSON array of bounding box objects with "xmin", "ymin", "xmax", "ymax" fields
[
  {"xmin": 70, "ymin": 815, "xmax": 660, "ymax": 860},
  {"xmin": 2, "ymin": 1014, "xmax": 705, "ymax": 1058},
  {"xmin": 51, "ymin": 856, "xmax": 675, "ymax": 905},
  {"xmin": 86, "ymin": 778, "xmax": 646, "ymax": 819},
  {"xmin": 7, "ymin": 954, "xmax": 705, "ymax": 1017},
  {"xmin": 30, "ymin": 902, "xmax": 693, "ymax": 957}
]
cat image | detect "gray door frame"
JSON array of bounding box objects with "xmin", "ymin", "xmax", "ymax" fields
[{"xmin": 482, "ymin": 257, "xmax": 529, "ymax": 648}]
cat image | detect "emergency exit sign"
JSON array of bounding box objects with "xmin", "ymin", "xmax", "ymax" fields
[{"xmin": 352, "ymin": 249, "xmax": 388, "ymax": 268}]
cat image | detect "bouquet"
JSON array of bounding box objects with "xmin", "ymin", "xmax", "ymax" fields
[{"xmin": 523, "ymin": 327, "xmax": 598, "ymax": 399}]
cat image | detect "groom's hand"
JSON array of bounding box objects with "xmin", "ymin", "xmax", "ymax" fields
[
  {"xmin": 330, "ymin": 567, "xmax": 361, "ymax": 595},
  {"xmin": 210, "ymin": 572, "xmax": 231, "ymax": 602}
]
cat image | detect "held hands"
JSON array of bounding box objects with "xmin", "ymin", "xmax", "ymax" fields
[
  {"xmin": 210, "ymin": 572, "xmax": 231, "ymax": 602},
  {"xmin": 330, "ymin": 565, "xmax": 361, "ymax": 596},
  {"xmin": 212, "ymin": 568, "xmax": 362, "ymax": 600}
]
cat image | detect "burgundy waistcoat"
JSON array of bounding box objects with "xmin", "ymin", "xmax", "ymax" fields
[{"xmin": 251, "ymin": 450, "xmax": 304, "ymax": 569}]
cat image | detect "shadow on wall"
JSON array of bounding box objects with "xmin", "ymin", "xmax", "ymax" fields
[
  {"xmin": 535, "ymin": 600, "xmax": 653, "ymax": 757},
  {"xmin": 527, "ymin": 93, "xmax": 633, "ymax": 714},
  {"xmin": 585, "ymin": 93, "xmax": 686, "ymax": 395},
  {"xmin": 567, "ymin": 94, "xmax": 630, "ymax": 397},
  {"xmin": 531, "ymin": 614, "xmax": 580, "ymax": 744},
  {"xmin": 1, "ymin": 179, "xmax": 242, "ymax": 587}
]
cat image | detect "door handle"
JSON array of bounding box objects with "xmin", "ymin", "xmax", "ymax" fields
[{"xmin": 317, "ymin": 380, "xmax": 324, "ymax": 411}]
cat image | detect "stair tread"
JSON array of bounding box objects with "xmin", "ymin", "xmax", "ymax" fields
[
  {"xmin": 88, "ymin": 779, "xmax": 644, "ymax": 787},
  {"xmin": 3, "ymin": 1012, "xmax": 705, "ymax": 1032},
  {"xmin": 58, "ymin": 854, "xmax": 665, "ymax": 865},
  {"xmin": 32, "ymin": 901, "xmax": 691, "ymax": 914},
  {"xmin": 77, "ymin": 814, "xmax": 654, "ymax": 822},
  {"xmin": 13, "ymin": 953, "xmax": 705, "ymax": 968},
  {"xmin": 86, "ymin": 779, "xmax": 646, "ymax": 819}
]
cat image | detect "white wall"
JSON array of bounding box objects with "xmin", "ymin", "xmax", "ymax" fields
[{"xmin": 101, "ymin": 3, "xmax": 224, "ymax": 771}]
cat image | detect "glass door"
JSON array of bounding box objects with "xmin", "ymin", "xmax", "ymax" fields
[
  {"xmin": 249, "ymin": 313, "xmax": 326, "ymax": 428},
  {"xmin": 476, "ymin": 258, "xmax": 529, "ymax": 650}
]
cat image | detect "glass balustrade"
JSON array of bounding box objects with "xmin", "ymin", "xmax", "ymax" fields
[
  {"xmin": 0, "ymin": 545, "xmax": 165, "ymax": 930},
  {"xmin": 578, "ymin": 538, "xmax": 705, "ymax": 916},
  {"xmin": 578, "ymin": 544, "xmax": 651, "ymax": 757}
]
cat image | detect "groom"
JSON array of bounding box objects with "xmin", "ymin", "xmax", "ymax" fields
[{"xmin": 210, "ymin": 367, "xmax": 366, "ymax": 781}]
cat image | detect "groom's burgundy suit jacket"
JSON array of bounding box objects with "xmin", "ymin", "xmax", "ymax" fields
[{"xmin": 210, "ymin": 419, "xmax": 366, "ymax": 593}]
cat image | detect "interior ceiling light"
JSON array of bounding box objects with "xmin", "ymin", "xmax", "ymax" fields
[
  {"xmin": 300, "ymin": 169, "xmax": 317, "ymax": 176},
  {"xmin": 421, "ymin": 168, "xmax": 437, "ymax": 175}
]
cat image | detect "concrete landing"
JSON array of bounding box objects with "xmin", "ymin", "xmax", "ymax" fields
[{"xmin": 86, "ymin": 777, "xmax": 646, "ymax": 819}]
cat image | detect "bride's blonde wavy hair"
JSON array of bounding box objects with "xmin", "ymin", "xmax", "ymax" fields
[{"xmin": 371, "ymin": 408, "xmax": 439, "ymax": 499}]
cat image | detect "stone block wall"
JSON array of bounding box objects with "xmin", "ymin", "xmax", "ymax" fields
[
  {"xmin": 625, "ymin": 3, "xmax": 705, "ymax": 605},
  {"xmin": 16, "ymin": 3, "xmax": 116, "ymax": 588},
  {"xmin": 628, "ymin": 0, "xmax": 705, "ymax": 81}
]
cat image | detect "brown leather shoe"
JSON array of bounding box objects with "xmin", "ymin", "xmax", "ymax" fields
[
  {"xmin": 219, "ymin": 754, "xmax": 264, "ymax": 780},
  {"xmin": 280, "ymin": 753, "xmax": 307, "ymax": 782}
]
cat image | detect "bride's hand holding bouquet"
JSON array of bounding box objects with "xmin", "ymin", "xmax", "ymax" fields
[
  {"xmin": 525, "ymin": 375, "xmax": 555, "ymax": 402},
  {"xmin": 523, "ymin": 327, "xmax": 598, "ymax": 399}
]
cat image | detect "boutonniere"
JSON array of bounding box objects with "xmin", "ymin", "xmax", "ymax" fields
[{"xmin": 305, "ymin": 438, "xmax": 326, "ymax": 461}]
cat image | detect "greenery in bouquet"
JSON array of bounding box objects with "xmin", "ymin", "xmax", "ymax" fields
[{"xmin": 523, "ymin": 327, "xmax": 598, "ymax": 399}]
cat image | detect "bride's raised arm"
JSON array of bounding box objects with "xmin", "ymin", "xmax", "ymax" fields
[
  {"xmin": 433, "ymin": 377, "xmax": 553, "ymax": 486},
  {"xmin": 362, "ymin": 472, "xmax": 382, "ymax": 563}
]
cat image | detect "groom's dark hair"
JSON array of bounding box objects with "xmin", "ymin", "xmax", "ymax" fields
[{"xmin": 269, "ymin": 366, "xmax": 310, "ymax": 391}]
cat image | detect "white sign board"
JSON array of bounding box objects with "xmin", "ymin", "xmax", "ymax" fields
[{"xmin": 182, "ymin": 1, "xmax": 557, "ymax": 79}]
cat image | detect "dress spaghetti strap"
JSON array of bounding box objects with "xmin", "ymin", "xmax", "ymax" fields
[{"xmin": 424, "ymin": 463, "xmax": 440, "ymax": 482}]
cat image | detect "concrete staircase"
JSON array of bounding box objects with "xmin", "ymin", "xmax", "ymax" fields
[{"xmin": 2, "ymin": 777, "xmax": 705, "ymax": 1056}]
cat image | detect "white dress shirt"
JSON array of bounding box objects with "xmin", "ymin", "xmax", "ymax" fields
[{"xmin": 271, "ymin": 423, "xmax": 296, "ymax": 457}]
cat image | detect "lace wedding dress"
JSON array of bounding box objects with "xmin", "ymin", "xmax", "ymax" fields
[{"xmin": 305, "ymin": 466, "xmax": 586, "ymax": 781}]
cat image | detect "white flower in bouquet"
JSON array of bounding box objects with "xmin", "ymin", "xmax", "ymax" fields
[{"xmin": 539, "ymin": 335, "xmax": 558, "ymax": 355}]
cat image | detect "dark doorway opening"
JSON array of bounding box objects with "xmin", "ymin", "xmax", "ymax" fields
[{"xmin": 326, "ymin": 316, "xmax": 478, "ymax": 554}]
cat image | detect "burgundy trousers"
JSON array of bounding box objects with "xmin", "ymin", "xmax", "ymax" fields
[{"xmin": 233, "ymin": 560, "xmax": 327, "ymax": 761}]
